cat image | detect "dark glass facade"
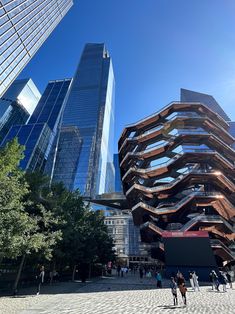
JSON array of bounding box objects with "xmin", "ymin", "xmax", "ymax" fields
[
  {"xmin": 181, "ymin": 88, "xmax": 230, "ymax": 121},
  {"xmin": 51, "ymin": 126, "xmax": 82, "ymax": 190},
  {"xmin": 0, "ymin": 0, "xmax": 73, "ymax": 97},
  {"xmin": 57, "ymin": 43, "xmax": 115, "ymax": 197},
  {"xmin": 113, "ymin": 153, "xmax": 123, "ymax": 193},
  {"xmin": 0, "ymin": 78, "xmax": 40, "ymax": 140},
  {"xmin": 1, "ymin": 79, "xmax": 71, "ymax": 171}
]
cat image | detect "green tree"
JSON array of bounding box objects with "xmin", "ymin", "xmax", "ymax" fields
[
  {"xmin": 49, "ymin": 184, "xmax": 115, "ymax": 280},
  {"xmin": 0, "ymin": 139, "xmax": 34, "ymax": 260}
]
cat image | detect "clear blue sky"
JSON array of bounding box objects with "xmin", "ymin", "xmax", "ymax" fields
[{"xmin": 19, "ymin": 0, "xmax": 235, "ymax": 151}]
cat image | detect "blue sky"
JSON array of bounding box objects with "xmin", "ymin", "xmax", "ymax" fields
[{"xmin": 19, "ymin": 0, "xmax": 235, "ymax": 151}]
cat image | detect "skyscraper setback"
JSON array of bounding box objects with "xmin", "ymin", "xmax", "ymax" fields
[
  {"xmin": 0, "ymin": 0, "xmax": 73, "ymax": 97},
  {"xmin": 54, "ymin": 43, "xmax": 115, "ymax": 198}
]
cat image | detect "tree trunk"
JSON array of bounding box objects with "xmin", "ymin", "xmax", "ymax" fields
[
  {"xmin": 12, "ymin": 254, "xmax": 26, "ymax": 295},
  {"xmin": 72, "ymin": 264, "xmax": 77, "ymax": 281}
]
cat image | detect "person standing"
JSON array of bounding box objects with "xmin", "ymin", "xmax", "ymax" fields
[
  {"xmin": 156, "ymin": 271, "xmax": 162, "ymax": 288},
  {"xmin": 177, "ymin": 273, "xmax": 187, "ymax": 305},
  {"xmin": 218, "ymin": 271, "xmax": 227, "ymax": 292},
  {"xmin": 121, "ymin": 267, "xmax": 125, "ymax": 277},
  {"xmin": 117, "ymin": 265, "xmax": 121, "ymax": 277},
  {"xmin": 209, "ymin": 270, "xmax": 218, "ymax": 290},
  {"xmin": 189, "ymin": 271, "xmax": 195, "ymax": 291},
  {"xmin": 226, "ymin": 272, "xmax": 232, "ymax": 289},
  {"xmin": 170, "ymin": 277, "xmax": 178, "ymax": 306},
  {"xmin": 192, "ymin": 271, "xmax": 200, "ymax": 291},
  {"xmin": 36, "ymin": 265, "xmax": 45, "ymax": 295}
]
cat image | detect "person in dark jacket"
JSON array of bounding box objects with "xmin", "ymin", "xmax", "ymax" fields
[
  {"xmin": 226, "ymin": 272, "xmax": 232, "ymax": 289},
  {"xmin": 177, "ymin": 272, "xmax": 187, "ymax": 305},
  {"xmin": 218, "ymin": 271, "xmax": 227, "ymax": 292},
  {"xmin": 170, "ymin": 277, "xmax": 178, "ymax": 306},
  {"xmin": 36, "ymin": 265, "xmax": 45, "ymax": 295}
]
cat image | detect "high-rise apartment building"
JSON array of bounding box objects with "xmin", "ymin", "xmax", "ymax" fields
[
  {"xmin": 0, "ymin": 0, "xmax": 73, "ymax": 97},
  {"xmin": 2, "ymin": 79, "xmax": 71, "ymax": 171},
  {"xmin": 55, "ymin": 43, "xmax": 115, "ymax": 197},
  {"xmin": 0, "ymin": 78, "xmax": 40, "ymax": 140}
]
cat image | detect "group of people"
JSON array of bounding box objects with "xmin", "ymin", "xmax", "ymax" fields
[
  {"xmin": 170, "ymin": 271, "xmax": 187, "ymax": 306},
  {"xmin": 35, "ymin": 265, "xmax": 60, "ymax": 295},
  {"xmin": 209, "ymin": 270, "xmax": 233, "ymax": 292},
  {"xmin": 116, "ymin": 265, "xmax": 129, "ymax": 277}
]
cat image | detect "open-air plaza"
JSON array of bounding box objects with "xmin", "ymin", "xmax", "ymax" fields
[
  {"xmin": 0, "ymin": 1, "xmax": 235, "ymax": 313},
  {"xmin": 1, "ymin": 271, "xmax": 235, "ymax": 314}
]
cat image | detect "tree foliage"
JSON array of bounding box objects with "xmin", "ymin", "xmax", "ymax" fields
[
  {"xmin": 0, "ymin": 138, "xmax": 115, "ymax": 276},
  {"xmin": 0, "ymin": 139, "xmax": 34, "ymax": 259}
]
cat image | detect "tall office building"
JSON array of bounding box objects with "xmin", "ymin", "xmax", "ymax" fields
[
  {"xmin": 0, "ymin": 0, "xmax": 73, "ymax": 97},
  {"xmin": 181, "ymin": 88, "xmax": 230, "ymax": 121},
  {"xmin": 51, "ymin": 126, "xmax": 82, "ymax": 190},
  {"xmin": 2, "ymin": 79, "xmax": 71, "ymax": 171},
  {"xmin": 56, "ymin": 43, "xmax": 115, "ymax": 197},
  {"xmin": 0, "ymin": 78, "xmax": 40, "ymax": 140}
]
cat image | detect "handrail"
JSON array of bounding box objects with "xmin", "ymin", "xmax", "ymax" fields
[
  {"xmin": 126, "ymin": 169, "xmax": 235, "ymax": 196},
  {"xmin": 122, "ymin": 150, "xmax": 235, "ymax": 182}
]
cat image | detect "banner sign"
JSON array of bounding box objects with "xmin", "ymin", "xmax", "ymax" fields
[{"xmin": 162, "ymin": 230, "xmax": 209, "ymax": 238}]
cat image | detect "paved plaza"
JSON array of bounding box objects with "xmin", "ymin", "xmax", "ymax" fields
[{"xmin": 0, "ymin": 274, "xmax": 234, "ymax": 314}]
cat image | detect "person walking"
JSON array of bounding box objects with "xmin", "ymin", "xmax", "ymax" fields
[
  {"xmin": 192, "ymin": 271, "xmax": 200, "ymax": 291},
  {"xmin": 36, "ymin": 265, "xmax": 45, "ymax": 295},
  {"xmin": 218, "ymin": 271, "xmax": 227, "ymax": 292},
  {"xmin": 226, "ymin": 272, "xmax": 232, "ymax": 289},
  {"xmin": 209, "ymin": 270, "xmax": 218, "ymax": 290},
  {"xmin": 156, "ymin": 271, "xmax": 162, "ymax": 288},
  {"xmin": 177, "ymin": 272, "xmax": 187, "ymax": 305},
  {"xmin": 170, "ymin": 277, "xmax": 178, "ymax": 306},
  {"xmin": 189, "ymin": 271, "xmax": 195, "ymax": 291}
]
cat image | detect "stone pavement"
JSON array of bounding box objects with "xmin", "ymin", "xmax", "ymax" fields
[{"xmin": 0, "ymin": 274, "xmax": 234, "ymax": 314}]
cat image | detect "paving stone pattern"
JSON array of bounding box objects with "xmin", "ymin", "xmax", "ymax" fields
[{"xmin": 0, "ymin": 274, "xmax": 234, "ymax": 314}]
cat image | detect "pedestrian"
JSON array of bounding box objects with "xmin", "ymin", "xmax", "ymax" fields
[
  {"xmin": 139, "ymin": 266, "xmax": 144, "ymax": 279},
  {"xmin": 192, "ymin": 271, "xmax": 200, "ymax": 291},
  {"xmin": 156, "ymin": 271, "xmax": 162, "ymax": 288},
  {"xmin": 218, "ymin": 271, "xmax": 227, "ymax": 292},
  {"xmin": 189, "ymin": 271, "xmax": 195, "ymax": 291},
  {"xmin": 146, "ymin": 270, "xmax": 152, "ymax": 278},
  {"xmin": 209, "ymin": 270, "xmax": 218, "ymax": 290},
  {"xmin": 226, "ymin": 272, "xmax": 232, "ymax": 289},
  {"xmin": 36, "ymin": 265, "xmax": 45, "ymax": 295},
  {"xmin": 177, "ymin": 272, "xmax": 187, "ymax": 305},
  {"xmin": 121, "ymin": 267, "xmax": 125, "ymax": 277},
  {"xmin": 170, "ymin": 277, "xmax": 178, "ymax": 306},
  {"xmin": 117, "ymin": 265, "xmax": 121, "ymax": 277}
]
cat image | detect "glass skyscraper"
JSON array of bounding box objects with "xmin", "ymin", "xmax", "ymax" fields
[
  {"xmin": 57, "ymin": 43, "xmax": 115, "ymax": 198},
  {"xmin": 2, "ymin": 79, "xmax": 71, "ymax": 171},
  {"xmin": 0, "ymin": 78, "xmax": 40, "ymax": 140},
  {"xmin": 51, "ymin": 126, "xmax": 82, "ymax": 190},
  {"xmin": 180, "ymin": 88, "xmax": 230, "ymax": 121},
  {"xmin": 0, "ymin": 0, "xmax": 73, "ymax": 97}
]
